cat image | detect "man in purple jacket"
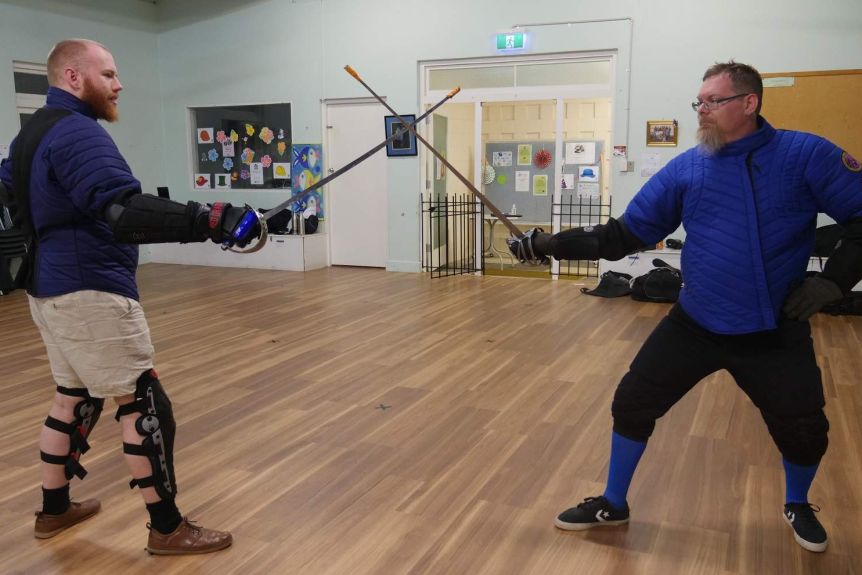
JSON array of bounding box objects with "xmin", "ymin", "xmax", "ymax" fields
[
  {"xmin": 0, "ymin": 39, "xmax": 260, "ymax": 554},
  {"xmin": 509, "ymin": 61, "xmax": 862, "ymax": 552}
]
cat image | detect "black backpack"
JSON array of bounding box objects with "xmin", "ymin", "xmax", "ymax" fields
[
  {"xmin": 630, "ymin": 259, "xmax": 683, "ymax": 303},
  {"xmin": 580, "ymin": 270, "xmax": 633, "ymax": 298}
]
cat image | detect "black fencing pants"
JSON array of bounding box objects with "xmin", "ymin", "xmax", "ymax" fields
[{"xmin": 611, "ymin": 304, "xmax": 828, "ymax": 466}]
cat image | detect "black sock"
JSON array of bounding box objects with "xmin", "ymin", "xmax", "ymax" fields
[
  {"xmin": 146, "ymin": 499, "xmax": 183, "ymax": 534},
  {"xmin": 42, "ymin": 484, "xmax": 71, "ymax": 515}
]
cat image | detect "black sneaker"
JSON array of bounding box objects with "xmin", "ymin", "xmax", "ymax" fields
[
  {"xmin": 554, "ymin": 496, "xmax": 630, "ymax": 531},
  {"xmin": 783, "ymin": 503, "xmax": 828, "ymax": 552}
]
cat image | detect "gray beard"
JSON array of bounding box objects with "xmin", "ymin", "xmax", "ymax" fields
[{"xmin": 697, "ymin": 125, "xmax": 725, "ymax": 155}]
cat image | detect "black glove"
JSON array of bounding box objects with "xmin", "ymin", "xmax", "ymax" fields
[
  {"xmin": 783, "ymin": 276, "xmax": 844, "ymax": 320},
  {"xmin": 202, "ymin": 202, "xmax": 261, "ymax": 248},
  {"xmin": 506, "ymin": 228, "xmax": 552, "ymax": 264}
]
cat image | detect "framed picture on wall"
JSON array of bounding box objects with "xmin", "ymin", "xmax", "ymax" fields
[
  {"xmin": 384, "ymin": 114, "xmax": 418, "ymax": 157},
  {"xmin": 646, "ymin": 120, "xmax": 678, "ymax": 146}
]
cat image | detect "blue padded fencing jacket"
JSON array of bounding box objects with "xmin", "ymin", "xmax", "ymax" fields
[
  {"xmin": 623, "ymin": 117, "xmax": 862, "ymax": 334},
  {"xmin": 0, "ymin": 88, "xmax": 141, "ymax": 300}
]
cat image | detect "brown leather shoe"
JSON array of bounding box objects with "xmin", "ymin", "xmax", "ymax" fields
[
  {"xmin": 34, "ymin": 499, "xmax": 101, "ymax": 539},
  {"xmin": 146, "ymin": 517, "xmax": 232, "ymax": 555}
]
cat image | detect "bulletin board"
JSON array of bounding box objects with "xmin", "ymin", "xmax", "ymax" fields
[
  {"xmin": 190, "ymin": 103, "xmax": 293, "ymax": 190},
  {"xmin": 761, "ymin": 69, "xmax": 862, "ymax": 159},
  {"xmin": 483, "ymin": 140, "xmax": 603, "ymax": 223}
]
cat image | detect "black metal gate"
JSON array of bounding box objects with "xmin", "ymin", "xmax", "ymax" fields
[
  {"xmin": 552, "ymin": 194, "xmax": 611, "ymax": 278},
  {"xmin": 421, "ymin": 193, "xmax": 480, "ymax": 277}
]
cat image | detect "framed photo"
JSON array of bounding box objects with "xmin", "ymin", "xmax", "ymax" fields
[
  {"xmin": 384, "ymin": 114, "xmax": 418, "ymax": 157},
  {"xmin": 646, "ymin": 120, "xmax": 678, "ymax": 147}
]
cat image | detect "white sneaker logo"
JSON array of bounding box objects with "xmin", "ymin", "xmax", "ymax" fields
[
  {"xmin": 595, "ymin": 510, "xmax": 611, "ymax": 522},
  {"xmin": 786, "ymin": 511, "xmax": 795, "ymax": 523}
]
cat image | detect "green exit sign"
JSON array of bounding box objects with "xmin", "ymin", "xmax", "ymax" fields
[{"xmin": 496, "ymin": 32, "xmax": 526, "ymax": 51}]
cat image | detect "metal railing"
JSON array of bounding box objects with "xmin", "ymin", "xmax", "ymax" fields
[
  {"xmin": 552, "ymin": 194, "xmax": 611, "ymax": 278},
  {"xmin": 421, "ymin": 193, "xmax": 480, "ymax": 277}
]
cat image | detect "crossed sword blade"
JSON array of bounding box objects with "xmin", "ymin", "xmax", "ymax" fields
[
  {"xmin": 344, "ymin": 65, "xmax": 525, "ymax": 239},
  {"xmin": 259, "ymin": 86, "xmax": 461, "ymax": 223}
]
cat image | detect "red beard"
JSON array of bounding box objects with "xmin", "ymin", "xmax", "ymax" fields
[{"xmin": 82, "ymin": 77, "xmax": 118, "ymax": 122}]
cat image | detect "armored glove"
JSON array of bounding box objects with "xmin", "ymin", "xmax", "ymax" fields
[
  {"xmin": 204, "ymin": 202, "xmax": 261, "ymax": 248},
  {"xmin": 783, "ymin": 276, "xmax": 844, "ymax": 320},
  {"xmin": 506, "ymin": 228, "xmax": 552, "ymax": 264}
]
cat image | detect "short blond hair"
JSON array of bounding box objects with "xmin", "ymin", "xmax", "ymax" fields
[{"xmin": 46, "ymin": 39, "xmax": 107, "ymax": 86}]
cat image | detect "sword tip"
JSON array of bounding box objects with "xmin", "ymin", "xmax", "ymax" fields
[{"xmin": 344, "ymin": 65, "xmax": 359, "ymax": 79}]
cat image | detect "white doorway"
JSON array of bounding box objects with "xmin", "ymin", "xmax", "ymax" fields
[{"xmin": 324, "ymin": 100, "xmax": 388, "ymax": 267}]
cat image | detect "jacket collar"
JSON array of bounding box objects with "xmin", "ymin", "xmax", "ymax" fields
[
  {"xmin": 46, "ymin": 87, "xmax": 97, "ymax": 120},
  {"xmin": 703, "ymin": 116, "xmax": 775, "ymax": 158}
]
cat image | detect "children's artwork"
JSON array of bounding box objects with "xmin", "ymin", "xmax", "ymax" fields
[
  {"xmin": 222, "ymin": 140, "xmax": 235, "ymax": 157},
  {"xmin": 207, "ymin": 148, "xmax": 219, "ymax": 162},
  {"xmin": 560, "ymin": 173, "xmax": 576, "ymax": 190},
  {"xmin": 222, "ymin": 157, "xmax": 234, "ymax": 171},
  {"xmin": 272, "ymin": 162, "xmax": 290, "ymax": 179},
  {"xmin": 193, "ymin": 173, "xmax": 211, "ymax": 189},
  {"xmin": 565, "ymin": 141, "xmax": 596, "ymax": 164},
  {"xmin": 259, "ymin": 127, "xmax": 274, "ymax": 145},
  {"xmin": 214, "ymin": 173, "xmax": 231, "ymax": 189},
  {"xmin": 197, "ymin": 128, "xmax": 213, "ymax": 144},
  {"xmin": 229, "ymin": 129, "xmax": 239, "ymax": 143},
  {"xmin": 497, "ymin": 174, "xmax": 507, "ymax": 185},
  {"xmin": 216, "ymin": 130, "xmax": 227, "ymax": 144},
  {"xmin": 292, "ymin": 143, "xmax": 325, "ymax": 218},
  {"xmin": 249, "ymin": 162, "xmax": 264, "ymax": 185},
  {"xmin": 517, "ymin": 144, "xmax": 532, "ymax": 165},
  {"xmin": 533, "ymin": 174, "xmax": 548, "ymax": 196},
  {"xmin": 515, "ymin": 170, "xmax": 530, "ymax": 192},
  {"xmin": 277, "ymin": 141, "xmax": 287, "ymax": 156},
  {"xmin": 578, "ymin": 165, "xmax": 600, "ymax": 183},
  {"xmin": 245, "ymin": 123, "xmax": 255, "ymax": 137},
  {"xmin": 492, "ymin": 151, "xmax": 512, "ymax": 167},
  {"xmin": 241, "ymin": 147, "xmax": 255, "ymax": 165},
  {"xmin": 278, "ymin": 128, "xmax": 285, "ymax": 140}
]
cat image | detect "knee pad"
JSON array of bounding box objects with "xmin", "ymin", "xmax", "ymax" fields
[
  {"xmin": 41, "ymin": 386, "xmax": 105, "ymax": 480},
  {"xmin": 762, "ymin": 410, "xmax": 829, "ymax": 466},
  {"xmin": 115, "ymin": 369, "xmax": 177, "ymax": 500},
  {"xmin": 610, "ymin": 371, "xmax": 662, "ymax": 442}
]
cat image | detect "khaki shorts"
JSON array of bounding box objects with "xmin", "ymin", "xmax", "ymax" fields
[{"xmin": 28, "ymin": 290, "xmax": 154, "ymax": 398}]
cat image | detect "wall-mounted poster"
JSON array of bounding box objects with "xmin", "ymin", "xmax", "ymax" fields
[
  {"xmin": 517, "ymin": 144, "xmax": 532, "ymax": 165},
  {"xmin": 214, "ymin": 173, "xmax": 231, "ymax": 189},
  {"xmin": 292, "ymin": 143, "xmax": 325, "ymax": 218},
  {"xmin": 197, "ymin": 128, "xmax": 214, "ymax": 144},
  {"xmin": 560, "ymin": 173, "xmax": 576, "ymax": 190},
  {"xmin": 578, "ymin": 165, "xmax": 600, "ymax": 183},
  {"xmin": 492, "ymin": 151, "xmax": 512, "ymax": 167},
  {"xmin": 515, "ymin": 170, "xmax": 530, "ymax": 192},
  {"xmin": 565, "ymin": 141, "xmax": 596, "ymax": 164},
  {"xmin": 193, "ymin": 173, "xmax": 211, "ymax": 189},
  {"xmin": 272, "ymin": 162, "xmax": 291, "ymax": 179},
  {"xmin": 533, "ymin": 174, "xmax": 548, "ymax": 196}
]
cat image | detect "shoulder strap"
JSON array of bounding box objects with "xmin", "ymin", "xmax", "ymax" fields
[{"xmin": 9, "ymin": 107, "xmax": 73, "ymax": 293}]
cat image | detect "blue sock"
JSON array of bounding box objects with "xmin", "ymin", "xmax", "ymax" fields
[
  {"xmin": 783, "ymin": 458, "xmax": 819, "ymax": 504},
  {"xmin": 602, "ymin": 432, "xmax": 647, "ymax": 510}
]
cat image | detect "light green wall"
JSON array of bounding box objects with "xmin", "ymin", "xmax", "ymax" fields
[{"xmin": 3, "ymin": 0, "xmax": 861, "ymax": 271}]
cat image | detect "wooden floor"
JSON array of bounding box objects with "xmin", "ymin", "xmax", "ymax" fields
[{"xmin": 1, "ymin": 264, "xmax": 861, "ymax": 574}]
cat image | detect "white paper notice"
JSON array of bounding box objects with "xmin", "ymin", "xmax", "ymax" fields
[
  {"xmin": 577, "ymin": 182, "xmax": 600, "ymax": 199},
  {"xmin": 250, "ymin": 162, "xmax": 264, "ymax": 185},
  {"xmin": 560, "ymin": 173, "xmax": 576, "ymax": 190},
  {"xmin": 566, "ymin": 142, "xmax": 596, "ymax": 165},
  {"xmin": 640, "ymin": 152, "xmax": 662, "ymax": 177},
  {"xmin": 515, "ymin": 170, "xmax": 530, "ymax": 192},
  {"xmin": 492, "ymin": 151, "xmax": 512, "ymax": 167},
  {"xmin": 222, "ymin": 141, "xmax": 235, "ymax": 157}
]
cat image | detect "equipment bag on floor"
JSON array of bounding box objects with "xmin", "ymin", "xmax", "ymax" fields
[{"xmin": 630, "ymin": 258, "xmax": 683, "ymax": 303}]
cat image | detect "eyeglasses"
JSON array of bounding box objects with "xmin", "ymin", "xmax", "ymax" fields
[{"xmin": 690, "ymin": 93, "xmax": 750, "ymax": 112}]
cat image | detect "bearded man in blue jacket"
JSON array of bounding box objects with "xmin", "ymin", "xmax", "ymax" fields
[
  {"xmin": 509, "ymin": 61, "xmax": 862, "ymax": 553},
  {"xmin": 0, "ymin": 39, "xmax": 261, "ymax": 554}
]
